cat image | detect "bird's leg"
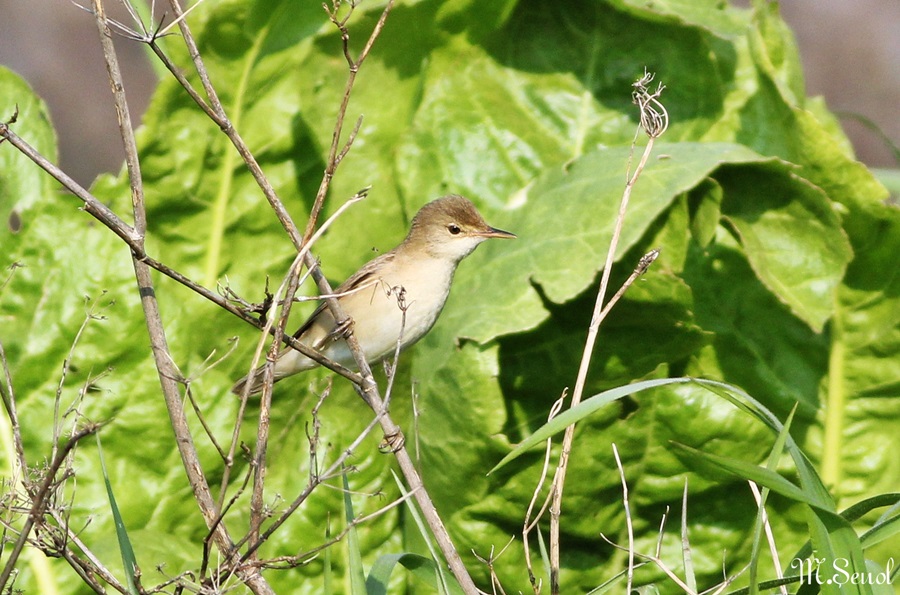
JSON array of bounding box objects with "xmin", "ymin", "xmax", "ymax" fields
[
  {"xmin": 335, "ymin": 316, "xmax": 354, "ymax": 338},
  {"xmin": 319, "ymin": 316, "xmax": 355, "ymax": 347},
  {"xmin": 379, "ymin": 429, "xmax": 405, "ymax": 453},
  {"xmin": 381, "ymin": 358, "xmax": 394, "ymax": 377}
]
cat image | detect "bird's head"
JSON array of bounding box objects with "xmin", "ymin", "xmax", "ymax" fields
[{"xmin": 405, "ymin": 195, "xmax": 515, "ymax": 262}]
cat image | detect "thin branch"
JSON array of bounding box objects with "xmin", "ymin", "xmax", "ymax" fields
[
  {"xmin": 52, "ymin": 294, "xmax": 110, "ymax": 461},
  {"xmin": 306, "ymin": 381, "xmax": 331, "ymax": 487},
  {"xmin": 0, "ymin": 124, "xmax": 140, "ymax": 248},
  {"xmin": 472, "ymin": 538, "xmax": 515, "ymax": 595},
  {"xmin": 47, "ymin": 507, "xmax": 128, "ymax": 593},
  {"xmin": 240, "ymin": 190, "xmax": 366, "ymax": 556},
  {"xmin": 233, "ymin": 188, "xmax": 369, "ymax": 402},
  {"xmin": 302, "ymin": 0, "xmax": 395, "ymax": 244},
  {"xmin": 163, "ymin": 0, "xmax": 303, "ymax": 250},
  {"xmin": 238, "ymin": 393, "xmax": 392, "ymax": 560},
  {"xmin": 0, "ymin": 338, "xmax": 28, "ymax": 477},
  {"xmin": 249, "ymin": 485, "xmax": 420, "ymax": 570},
  {"xmin": 523, "ymin": 390, "xmax": 566, "ymax": 594},
  {"xmin": 0, "ymin": 424, "xmax": 100, "ymax": 591},
  {"xmin": 612, "ymin": 444, "xmax": 635, "ymax": 595},
  {"xmin": 90, "ymin": 0, "xmax": 147, "ymax": 238}
]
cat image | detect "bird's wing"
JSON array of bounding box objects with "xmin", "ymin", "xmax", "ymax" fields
[
  {"xmin": 287, "ymin": 250, "xmax": 397, "ymax": 347},
  {"xmin": 336, "ymin": 250, "xmax": 396, "ymax": 293}
]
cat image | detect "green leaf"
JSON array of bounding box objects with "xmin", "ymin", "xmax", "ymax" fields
[
  {"xmin": 683, "ymin": 237, "xmax": 830, "ymax": 417},
  {"xmin": 609, "ymin": 0, "xmax": 750, "ymax": 37},
  {"xmin": 367, "ymin": 553, "xmax": 464, "ymax": 595},
  {"xmin": 720, "ymin": 164, "xmax": 852, "ymax": 332},
  {"xmin": 0, "ymin": 67, "xmax": 57, "ymax": 217}
]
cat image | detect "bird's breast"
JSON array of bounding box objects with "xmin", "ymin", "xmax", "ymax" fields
[{"xmin": 342, "ymin": 256, "xmax": 456, "ymax": 360}]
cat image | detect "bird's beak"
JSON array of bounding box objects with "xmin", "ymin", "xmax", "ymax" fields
[{"xmin": 477, "ymin": 226, "xmax": 516, "ymax": 239}]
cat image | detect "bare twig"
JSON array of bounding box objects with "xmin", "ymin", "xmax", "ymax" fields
[
  {"xmin": 0, "ymin": 424, "xmax": 99, "ymax": 591},
  {"xmin": 303, "ymin": 1, "xmax": 395, "ymax": 243},
  {"xmin": 238, "ymin": 392, "xmax": 392, "ymax": 560},
  {"xmin": 0, "ymin": 339, "xmax": 28, "ymax": 478},
  {"xmin": 47, "ymin": 507, "xmax": 129, "ymax": 593},
  {"xmin": 306, "ymin": 380, "xmax": 332, "ymax": 486},
  {"xmin": 599, "ymin": 502, "xmax": 750, "ymax": 595},
  {"xmin": 248, "ymin": 485, "xmax": 419, "ymax": 570},
  {"xmin": 612, "ymin": 444, "xmax": 634, "ymax": 594},
  {"xmin": 52, "ymin": 294, "xmax": 111, "ymax": 461},
  {"xmin": 523, "ymin": 390, "xmax": 567, "ymax": 594},
  {"xmin": 241, "ymin": 189, "xmax": 368, "ymax": 559},
  {"xmin": 472, "ymin": 538, "xmax": 515, "ymax": 595},
  {"xmin": 0, "ymin": 125, "xmax": 140, "ymax": 248},
  {"xmin": 163, "ymin": 0, "xmax": 302, "ymax": 251},
  {"xmin": 234, "ymin": 188, "xmax": 369, "ymax": 403}
]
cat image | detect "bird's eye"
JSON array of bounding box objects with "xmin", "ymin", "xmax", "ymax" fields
[{"xmin": 447, "ymin": 224, "xmax": 461, "ymax": 235}]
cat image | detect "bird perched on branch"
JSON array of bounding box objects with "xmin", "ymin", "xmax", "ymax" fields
[{"xmin": 232, "ymin": 195, "xmax": 515, "ymax": 395}]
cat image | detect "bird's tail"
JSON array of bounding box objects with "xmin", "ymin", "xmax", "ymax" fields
[{"xmin": 231, "ymin": 365, "xmax": 282, "ymax": 396}]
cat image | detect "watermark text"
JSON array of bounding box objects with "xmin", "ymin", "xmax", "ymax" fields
[{"xmin": 791, "ymin": 557, "xmax": 895, "ymax": 586}]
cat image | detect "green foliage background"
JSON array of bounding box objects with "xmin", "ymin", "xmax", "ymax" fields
[{"xmin": 1, "ymin": 0, "xmax": 897, "ymax": 593}]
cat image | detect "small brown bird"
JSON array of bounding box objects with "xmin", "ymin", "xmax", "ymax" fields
[{"xmin": 232, "ymin": 195, "xmax": 515, "ymax": 395}]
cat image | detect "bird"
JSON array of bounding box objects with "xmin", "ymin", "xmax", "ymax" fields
[{"xmin": 232, "ymin": 195, "xmax": 515, "ymax": 395}]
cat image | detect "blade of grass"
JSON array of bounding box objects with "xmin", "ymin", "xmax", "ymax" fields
[
  {"xmin": 586, "ymin": 562, "xmax": 650, "ymax": 595},
  {"xmin": 858, "ymin": 508, "xmax": 900, "ymax": 549},
  {"xmin": 748, "ymin": 404, "xmax": 797, "ymax": 595},
  {"xmin": 342, "ymin": 469, "xmax": 367, "ymax": 595},
  {"xmin": 689, "ymin": 381, "xmax": 871, "ymax": 595},
  {"xmin": 537, "ymin": 525, "xmax": 551, "ymax": 590},
  {"xmin": 790, "ymin": 493, "xmax": 900, "ymax": 561},
  {"xmin": 670, "ymin": 443, "xmax": 836, "ymax": 515},
  {"xmin": 491, "ymin": 377, "xmax": 696, "ymax": 473},
  {"xmin": 681, "ymin": 479, "xmax": 696, "ymax": 593},
  {"xmin": 96, "ymin": 434, "xmax": 138, "ymax": 595}
]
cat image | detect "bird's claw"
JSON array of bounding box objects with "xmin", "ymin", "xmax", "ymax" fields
[
  {"xmin": 379, "ymin": 430, "xmax": 405, "ymax": 453},
  {"xmin": 335, "ymin": 317, "xmax": 354, "ymax": 338}
]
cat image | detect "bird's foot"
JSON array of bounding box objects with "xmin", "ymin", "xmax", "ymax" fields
[{"xmin": 379, "ymin": 429, "xmax": 405, "ymax": 453}]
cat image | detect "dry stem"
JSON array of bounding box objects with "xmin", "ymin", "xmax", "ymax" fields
[{"xmin": 547, "ymin": 71, "xmax": 667, "ymax": 594}]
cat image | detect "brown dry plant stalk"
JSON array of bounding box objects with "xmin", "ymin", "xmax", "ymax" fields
[{"xmin": 545, "ymin": 70, "xmax": 668, "ymax": 594}]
